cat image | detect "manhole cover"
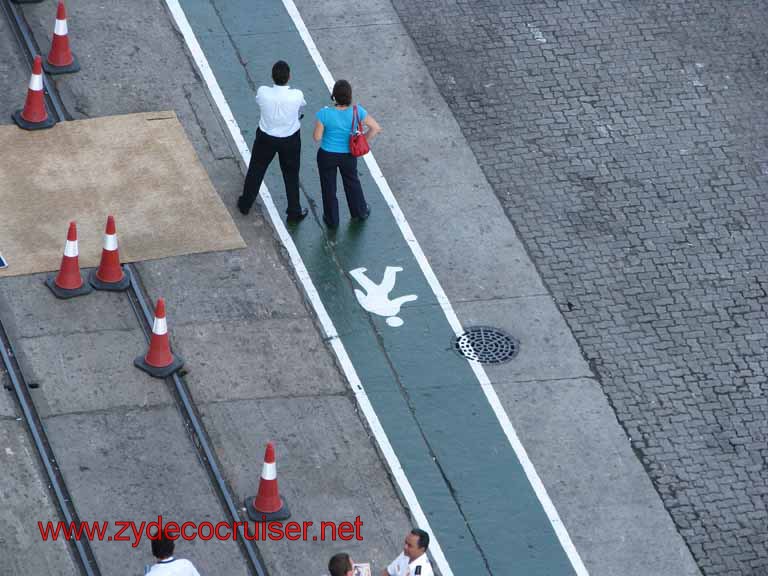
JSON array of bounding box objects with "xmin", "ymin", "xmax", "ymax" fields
[{"xmin": 453, "ymin": 326, "xmax": 519, "ymax": 364}]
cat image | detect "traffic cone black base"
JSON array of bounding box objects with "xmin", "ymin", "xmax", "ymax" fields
[
  {"xmin": 12, "ymin": 109, "xmax": 55, "ymax": 131},
  {"xmin": 45, "ymin": 276, "xmax": 92, "ymax": 299},
  {"xmin": 43, "ymin": 54, "xmax": 80, "ymax": 75},
  {"xmin": 134, "ymin": 354, "xmax": 184, "ymax": 379},
  {"xmin": 89, "ymin": 267, "xmax": 130, "ymax": 291},
  {"xmin": 245, "ymin": 496, "xmax": 290, "ymax": 522}
]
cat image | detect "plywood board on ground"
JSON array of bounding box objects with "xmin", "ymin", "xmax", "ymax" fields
[{"xmin": 0, "ymin": 111, "xmax": 244, "ymax": 277}]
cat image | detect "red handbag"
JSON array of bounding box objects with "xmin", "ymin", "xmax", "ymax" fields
[{"xmin": 349, "ymin": 104, "xmax": 370, "ymax": 157}]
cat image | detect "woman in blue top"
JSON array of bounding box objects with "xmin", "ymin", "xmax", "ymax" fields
[{"xmin": 313, "ymin": 80, "xmax": 381, "ymax": 228}]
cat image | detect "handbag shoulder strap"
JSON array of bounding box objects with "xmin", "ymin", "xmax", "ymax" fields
[{"xmin": 351, "ymin": 104, "xmax": 362, "ymax": 133}]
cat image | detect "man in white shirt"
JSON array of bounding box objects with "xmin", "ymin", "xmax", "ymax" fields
[
  {"xmin": 238, "ymin": 60, "xmax": 308, "ymax": 223},
  {"xmin": 145, "ymin": 533, "xmax": 200, "ymax": 575},
  {"xmin": 381, "ymin": 528, "xmax": 434, "ymax": 576}
]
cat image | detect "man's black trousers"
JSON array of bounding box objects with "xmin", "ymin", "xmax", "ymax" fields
[{"xmin": 240, "ymin": 128, "xmax": 302, "ymax": 217}]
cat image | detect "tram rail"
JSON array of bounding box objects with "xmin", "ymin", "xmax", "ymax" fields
[
  {"xmin": 0, "ymin": 0, "xmax": 67, "ymax": 120},
  {"xmin": 0, "ymin": 300, "xmax": 101, "ymax": 576}
]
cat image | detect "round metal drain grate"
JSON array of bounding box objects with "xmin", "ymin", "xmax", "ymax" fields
[{"xmin": 454, "ymin": 326, "xmax": 519, "ymax": 364}]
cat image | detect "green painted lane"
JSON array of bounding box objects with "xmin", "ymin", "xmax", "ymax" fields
[{"xmin": 180, "ymin": 0, "xmax": 576, "ymax": 573}]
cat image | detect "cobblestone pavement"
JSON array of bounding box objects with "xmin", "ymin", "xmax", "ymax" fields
[{"xmin": 388, "ymin": 1, "xmax": 768, "ymax": 574}]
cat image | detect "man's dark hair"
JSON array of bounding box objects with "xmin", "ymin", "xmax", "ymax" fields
[
  {"xmin": 411, "ymin": 528, "xmax": 430, "ymax": 551},
  {"xmin": 151, "ymin": 533, "xmax": 175, "ymax": 559},
  {"xmin": 331, "ymin": 80, "xmax": 352, "ymax": 106},
  {"xmin": 272, "ymin": 60, "xmax": 290, "ymax": 85},
  {"xmin": 328, "ymin": 552, "xmax": 351, "ymax": 576}
]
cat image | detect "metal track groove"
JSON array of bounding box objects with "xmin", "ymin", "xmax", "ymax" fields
[
  {"xmin": 0, "ymin": 314, "xmax": 100, "ymax": 575},
  {"xmin": 0, "ymin": 0, "xmax": 67, "ymax": 121}
]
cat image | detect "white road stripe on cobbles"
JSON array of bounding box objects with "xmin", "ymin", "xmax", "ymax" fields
[{"xmin": 163, "ymin": 2, "xmax": 454, "ymax": 575}]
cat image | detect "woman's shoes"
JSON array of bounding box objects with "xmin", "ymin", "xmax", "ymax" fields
[{"xmin": 322, "ymin": 206, "xmax": 368, "ymax": 228}]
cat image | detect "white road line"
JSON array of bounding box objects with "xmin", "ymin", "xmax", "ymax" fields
[
  {"xmin": 280, "ymin": 0, "xmax": 589, "ymax": 574},
  {"xmin": 162, "ymin": 2, "xmax": 454, "ymax": 575}
]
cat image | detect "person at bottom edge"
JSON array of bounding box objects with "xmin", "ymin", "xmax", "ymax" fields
[
  {"xmin": 145, "ymin": 532, "xmax": 201, "ymax": 576},
  {"xmin": 313, "ymin": 79, "xmax": 381, "ymax": 228},
  {"xmin": 381, "ymin": 528, "xmax": 434, "ymax": 576},
  {"xmin": 328, "ymin": 552, "xmax": 354, "ymax": 576},
  {"xmin": 238, "ymin": 59, "xmax": 308, "ymax": 223}
]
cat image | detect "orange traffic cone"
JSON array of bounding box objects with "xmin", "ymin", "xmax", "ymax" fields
[
  {"xmin": 134, "ymin": 298, "xmax": 184, "ymax": 378},
  {"xmin": 45, "ymin": 221, "xmax": 92, "ymax": 298},
  {"xmin": 12, "ymin": 55, "xmax": 55, "ymax": 130},
  {"xmin": 89, "ymin": 216, "xmax": 129, "ymax": 291},
  {"xmin": 245, "ymin": 442, "xmax": 290, "ymax": 521},
  {"xmin": 44, "ymin": 2, "xmax": 80, "ymax": 74}
]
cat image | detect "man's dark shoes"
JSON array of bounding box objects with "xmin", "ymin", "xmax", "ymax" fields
[
  {"xmin": 354, "ymin": 205, "xmax": 371, "ymax": 221},
  {"xmin": 286, "ymin": 208, "xmax": 309, "ymax": 224},
  {"xmin": 237, "ymin": 196, "xmax": 250, "ymax": 215}
]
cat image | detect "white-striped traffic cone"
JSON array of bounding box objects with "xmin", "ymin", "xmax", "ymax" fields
[
  {"xmin": 44, "ymin": 1, "xmax": 80, "ymax": 74},
  {"xmin": 89, "ymin": 216, "xmax": 129, "ymax": 291},
  {"xmin": 13, "ymin": 55, "xmax": 55, "ymax": 130},
  {"xmin": 245, "ymin": 441, "xmax": 290, "ymax": 521},
  {"xmin": 45, "ymin": 221, "xmax": 92, "ymax": 298},
  {"xmin": 134, "ymin": 298, "xmax": 184, "ymax": 378}
]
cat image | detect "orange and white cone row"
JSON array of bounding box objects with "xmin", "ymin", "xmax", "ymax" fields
[
  {"xmin": 90, "ymin": 215, "xmax": 130, "ymax": 291},
  {"xmin": 44, "ymin": 2, "xmax": 80, "ymax": 74},
  {"xmin": 13, "ymin": 55, "xmax": 55, "ymax": 130},
  {"xmin": 245, "ymin": 441, "xmax": 291, "ymax": 521},
  {"xmin": 45, "ymin": 221, "xmax": 92, "ymax": 298},
  {"xmin": 134, "ymin": 298, "xmax": 184, "ymax": 378}
]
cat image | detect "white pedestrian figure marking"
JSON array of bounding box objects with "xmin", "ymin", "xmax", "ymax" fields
[{"xmin": 349, "ymin": 266, "xmax": 418, "ymax": 327}]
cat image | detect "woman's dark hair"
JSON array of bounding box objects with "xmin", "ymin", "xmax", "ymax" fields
[
  {"xmin": 331, "ymin": 80, "xmax": 352, "ymax": 106},
  {"xmin": 328, "ymin": 552, "xmax": 351, "ymax": 576},
  {"xmin": 272, "ymin": 60, "xmax": 290, "ymax": 85},
  {"xmin": 151, "ymin": 533, "xmax": 175, "ymax": 559}
]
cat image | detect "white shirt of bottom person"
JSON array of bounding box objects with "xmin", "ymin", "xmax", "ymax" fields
[
  {"xmin": 386, "ymin": 552, "xmax": 434, "ymax": 576},
  {"xmin": 146, "ymin": 557, "xmax": 200, "ymax": 576}
]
